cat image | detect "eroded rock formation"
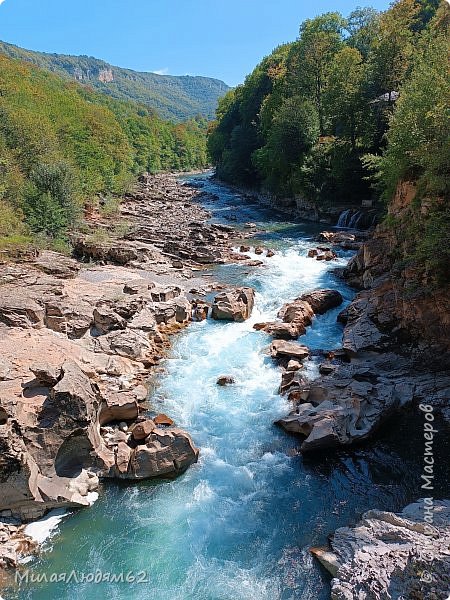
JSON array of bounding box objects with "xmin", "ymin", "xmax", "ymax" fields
[
  {"xmin": 311, "ymin": 500, "xmax": 450, "ymax": 600},
  {"xmin": 0, "ymin": 174, "xmax": 238, "ymax": 568}
]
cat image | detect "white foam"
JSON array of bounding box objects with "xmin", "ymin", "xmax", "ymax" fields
[
  {"xmin": 86, "ymin": 491, "xmax": 99, "ymax": 505},
  {"xmin": 23, "ymin": 508, "xmax": 68, "ymax": 545}
]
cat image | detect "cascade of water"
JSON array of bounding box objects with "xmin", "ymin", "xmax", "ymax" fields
[
  {"xmin": 348, "ymin": 211, "xmax": 361, "ymax": 228},
  {"xmin": 336, "ymin": 209, "xmax": 352, "ymax": 227}
]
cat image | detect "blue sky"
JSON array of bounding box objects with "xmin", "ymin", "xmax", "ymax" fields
[{"xmin": 0, "ymin": 0, "xmax": 390, "ymax": 86}]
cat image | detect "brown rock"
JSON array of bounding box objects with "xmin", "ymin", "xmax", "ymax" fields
[
  {"xmin": 299, "ymin": 290, "xmax": 343, "ymax": 314},
  {"xmin": 154, "ymin": 413, "xmax": 174, "ymax": 426},
  {"xmin": 30, "ymin": 363, "xmax": 61, "ymax": 387},
  {"xmin": 131, "ymin": 419, "xmax": 156, "ymax": 441},
  {"xmin": 216, "ymin": 375, "xmax": 236, "ymax": 386},
  {"xmin": 0, "ymin": 292, "xmax": 44, "ymax": 329},
  {"xmin": 211, "ymin": 287, "xmax": 255, "ymax": 322},
  {"xmin": 270, "ymin": 340, "xmax": 309, "ymax": 361},
  {"xmin": 262, "ymin": 322, "xmax": 303, "ymax": 339},
  {"xmin": 115, "ymin": 442, "xmax": 132, "ymax": 474},
  {"xmin": 192, "ymin": 301, "xmax": 209, "ymax": 321},
  {"xmin": 131, "ymin": 427, "xmax": 199, "ymax": 478},
  {"xmin": 287, "ymin": 360, "xmax": 302, "ymax": 371},
  {"xmin": 99, "ymin": 393, "xmax": 139, "ymax": 426}
]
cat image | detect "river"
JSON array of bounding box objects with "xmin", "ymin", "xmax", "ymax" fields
[{"xmin": 11, "ymin": 175, "xmax": 434, "ymax": 599}]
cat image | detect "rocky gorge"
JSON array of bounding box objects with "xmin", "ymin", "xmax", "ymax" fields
[
  {"xmin": 0, "ymin": 173, "xmax": 265, "ymax": 573},
  {"xmin": 0, "ymin": 173, "xmax": 448, "ymax": 599}
]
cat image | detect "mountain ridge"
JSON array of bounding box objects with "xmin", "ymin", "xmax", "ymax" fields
[{"xmin": 0, "ymin": 39, "xmax": 230, "ymax": 121}]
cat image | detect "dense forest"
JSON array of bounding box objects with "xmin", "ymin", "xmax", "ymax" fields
[
  {"xmin": 0, "ymin": 53, "xmax": 209, "ymax": 252},
  {"xmin": 208, "ymin": 0, "xmax": 449, "ymax": 283},
  {"xmin": 0, "ymin": 41, "xmax": 230, "ymax": 122}
]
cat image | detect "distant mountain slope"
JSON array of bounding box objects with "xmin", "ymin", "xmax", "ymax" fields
[{"xmin": 0, "ymin": 40, "xmax": 230, "ymax": 121}]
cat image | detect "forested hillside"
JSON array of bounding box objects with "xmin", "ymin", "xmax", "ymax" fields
[
  {"xmin": 0, "ymin": 53, "xmax": 209, "ymax": 252},
  {"xmin": 208, "ymin": 0, "xmax": 449, "ymax": 283},
  {"xmin": 0, "ymin": 41, "xmax": 230, "ymax": 122}
]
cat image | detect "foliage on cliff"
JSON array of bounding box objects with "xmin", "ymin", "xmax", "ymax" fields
[
  {"xmin": 0, "ymin": 54, "xmax": 208, "ymax": 251},
  {"xmin": 208, "ymin": 0, "xmax": 444, "ymax": 208},
  {"xmin": 0, "ymin": 40, "xmax": 230, "ymax": 122},
  {"xmin": 378, "ymin": 5, "xmax": 450, "ymax": 285}
]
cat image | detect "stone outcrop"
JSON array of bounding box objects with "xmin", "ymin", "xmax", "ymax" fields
[
  {"xmin": 109, "ymin": 428, "xmax": 198, "ymax": 479},
  {"xmin": 311, "ymin": 500, "xmax": 450, "ymax": 600},
  {"xmin": 276, "ymin": 349, "xmax": 450, "ymax": 451},
  {"xmin": 211, "ymin": 287, "xmax": 255, "ymax": 322},
  {"xmin": 256, "ymin": 289, "xmax": 343, "ymax": 339},
  {"xmin": 343, "ymin": 181, "xmax": 450, "ymax": 355}
]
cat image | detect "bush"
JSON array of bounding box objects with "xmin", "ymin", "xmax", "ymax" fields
[{"xmin": 23, "ymin": 162, "xmax": 79, "ymax": 237}]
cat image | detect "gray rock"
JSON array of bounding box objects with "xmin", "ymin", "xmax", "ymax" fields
[{"xmin": 314, "ymin": 500, "xmax": 450, "ymax": 600}]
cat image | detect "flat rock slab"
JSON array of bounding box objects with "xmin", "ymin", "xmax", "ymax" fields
[{"xmin": 270, "ymin": 340, "xmax": 309, "ymax": 361}]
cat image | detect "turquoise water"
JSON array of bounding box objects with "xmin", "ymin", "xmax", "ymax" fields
[{"xmin": 10, "ymin": 176, "xmax": 436, "ymax": 600}]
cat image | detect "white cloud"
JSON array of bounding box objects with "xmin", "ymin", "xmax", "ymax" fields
[
  {"xmin": 152, "ymin": 68, "xmax": 169, "ymax": 76},
  {"xmin": 0, "ymin": 1, "xmax": 7, "ymax": 5}
]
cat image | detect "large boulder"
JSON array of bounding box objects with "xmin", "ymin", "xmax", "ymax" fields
[
  {"xmin": 0, "ymin": 292, "xmax": 44, "ymax": 329},
  {"xmin": 270, "ymin": 340, "xmax": 309, "ymax": 361},
  {"xmin": 256, "ymin": 289, "xmax": 342, "ymax": 340},
  {"xmin": 107, "ymin": 427, "xmax": 199, "ymax": 479},
  {"xmin": 99, "ymin": 393, "xmax": 139, "ymax": 426},
  {"xmin": 298, "ymin": 289, "xmax": 343, "ymax": 314},
  {"xmin": 211, "ymin": 288, "xmax": 255, "ymax": 322},
  {"xmin": 312, "ymin": 500, "xmax": 450, "ymax": 600}
]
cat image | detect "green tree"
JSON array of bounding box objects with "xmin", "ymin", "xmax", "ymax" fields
[
  {"xmin": 23, "ymin": 162, "xmax": 79, "ymax": 236},
  {"xmin": 253, "ymin": 97, "xmax": 319, "ymax": 194},
  {"xmin": 346, "ymin": 7, "xmax": 380, "ymax": 58},
  {"xmin": 325, "ymin": 46, "xmax": 366, "ymax": 148},
  {"xmin": 286, "ymin": 13, "xmax": 346, "ymax": 133},
  {"xmin": 367, "ymin": 0, "xmax": 420, "ymax": 100}
]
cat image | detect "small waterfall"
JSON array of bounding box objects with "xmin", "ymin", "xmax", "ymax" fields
[
  {"xmin": 336, "ymin": 209, "xmax": 377, "ymax": 230},
  {"xmin": 337, "ymin": 209, "xmax": 353, "ymax": 227},
  {"xmin": 348, "ymin": 211, "xmax": 362, "ymax": 228}
]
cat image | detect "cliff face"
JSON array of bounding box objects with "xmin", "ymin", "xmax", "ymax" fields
[
  {"xmin": 0, "ymin": 40, "xmax": 230, "ymax": 121},
  {"xmin": 73, "ymin": 65, "xmax": 114, "ymax": 83},
  {"xmin": 344, "ymin": 181, "xmax": 450, "ymax": 358}
]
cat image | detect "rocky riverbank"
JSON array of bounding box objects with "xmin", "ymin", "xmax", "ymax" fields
[
  {"xmin": 254, "ymin": 182, "xmax": 450, "ymax": 596},
  {"xmin": 311, "ymin": 500, "xmax": 450, "ymax": 600},
  {"xmin": 0, "ymin": 173, "xmax": 261, "ymax": 572},
  {"xmin": 211, "ymin": 176, "xmax": 379, "ymax": 228},
  {"xmin": 270, "ymin": 185, "xmax": 450, "ymax": 451}
]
